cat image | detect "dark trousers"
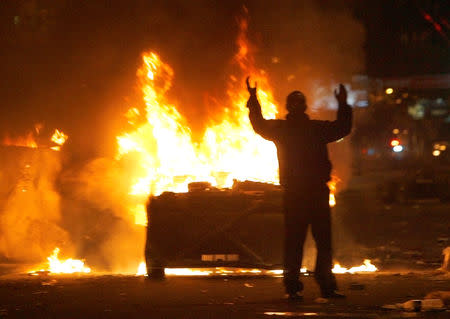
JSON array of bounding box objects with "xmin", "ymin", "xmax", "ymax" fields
[{"xmin": 283, "ymin": 184, "xmax": 337, "ymax": 295}]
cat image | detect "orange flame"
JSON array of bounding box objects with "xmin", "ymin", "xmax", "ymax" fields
[
  {"xmin": 136, "ymin": 261, "xmax": 376, "ymax": 277},
  {"xmin": 29, "ymin": 248, "xmax": 91, "ymax": 275},
  {"xmin": 117, "ymin": 18, "xmax": 279, "ymax": 225},
  {"xmin": 2, "ymin": 132, "xmax": 37, "ymax": 148},
  {"xmin": 332, "ymin": 259, "xmax": 378, "ymax": 274},
  {"xmin": 51, "ymin": 129, "xmax": 68, "ymax": 146},
  {"xmin": 50, "ymin": 129, "xmax": 68, "ymax": 151},
  {"xmin": 2, "ymin": 127, "xmax": 68, "ymax": 151},
  {"xmin": 327, "ymin": 175, "xmax": 340, "ymax": 207}
]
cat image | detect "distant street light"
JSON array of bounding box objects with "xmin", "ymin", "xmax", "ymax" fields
[
  {"xmin": 393, "ymin": 145, "xmax": 403, "ymax": 153},
  {"xmin": 385, "ymin": 88, "xmax": 394, "ymax": 95}
]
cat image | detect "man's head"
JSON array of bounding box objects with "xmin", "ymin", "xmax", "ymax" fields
[{"xmin": 286, "ymin": 91, "xmax": 307, "ymax": 115}]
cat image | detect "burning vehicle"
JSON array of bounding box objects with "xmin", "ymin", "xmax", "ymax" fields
[{"xmin": 145, "ymin": 181, "xmax": 285, "ymax": 277}]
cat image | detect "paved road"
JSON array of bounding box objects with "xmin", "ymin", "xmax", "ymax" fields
[{"xmin": 0, "ymin": 271, "xmax": 448, "ymax": 318}]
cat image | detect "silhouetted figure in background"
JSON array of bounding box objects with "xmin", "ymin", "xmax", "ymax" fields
[{"xmin": 246, "ymin": 77, "xmax": 352, "ymax": 300}]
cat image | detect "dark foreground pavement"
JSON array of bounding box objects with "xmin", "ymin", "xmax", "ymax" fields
[{"xmin": 0, "ymin": 271, "xmax": 449, "ymax": 318}]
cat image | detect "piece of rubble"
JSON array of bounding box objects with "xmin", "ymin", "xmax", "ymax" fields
[
  {"xmin": 349, "ymin": 283, "xmax": 365, "ymax": 290},
  {"xmin": 381, "ymin": 304, "xmax": 397, "ymax": 310},
  {"xmin": 440, "ymin": 247, "xmax": 450, "ymax": 271},
  {"xmin": 314, "ymin": 297, "xmax": 328, "ymax": 304},
  {"xmin": 425, "ymin": 291, "xmax": 450, "ymax": 306},
  {"xmin": 394, "ymin": 299, "xmax": 445, "ymax": 312}
]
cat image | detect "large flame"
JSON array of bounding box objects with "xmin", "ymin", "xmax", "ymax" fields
[{"xmin": 117, "ymin": 18, "xmax": 282, "ymax": 226}]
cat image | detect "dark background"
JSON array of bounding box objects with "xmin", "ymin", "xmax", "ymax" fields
[{"xmin": 0, "ymin": 0, "xmax": 448, "ymax": 160}]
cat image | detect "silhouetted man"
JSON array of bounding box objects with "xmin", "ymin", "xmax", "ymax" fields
[{"xmin": 246, "ymin": 77, "xmax": 352, "ymax": 300}]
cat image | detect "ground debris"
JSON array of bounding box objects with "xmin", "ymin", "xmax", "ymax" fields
[
  {"xmin": 349, "ymin": 282, "xmax": 365, "ymax": 290},
  {"xmin": 41, "ymin": 279, "xmax": 57, "ymax": 286},
  {"xmin": 440, "ymin": 247, "xmax": 450, "ymax": 271},
  {"xmin": 314, "ymin": 297, "xmax": 328, "ymax": 304},
  {"xmin": 383, "ymin": 299, "xmax": 445, "ymax": 312},
  {"xmin": 425, "ymin": 291, "xmax": 450, "ymax": 306}
]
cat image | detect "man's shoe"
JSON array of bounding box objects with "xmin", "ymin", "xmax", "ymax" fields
[
  {"xmin": 287, "ymin": 292, "xmax": 304, "ymax": 301},
  {"xmin": 321, "ymin": 291, "xmax": 346, "ymax": 299}
]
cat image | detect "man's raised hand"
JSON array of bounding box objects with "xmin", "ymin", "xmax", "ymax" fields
[
  {"xmin": 246, "ymin": 76, "xmax": 257, "ymax": 96},
  {"xmin": 334, "ymin": 84, "xmax": 347, "ymax": 105}
]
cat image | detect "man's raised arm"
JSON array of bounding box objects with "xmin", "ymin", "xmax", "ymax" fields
[
  {"xmin": 246, "ymin": 77, "xmax": 278, "ymax": 140},
  {"xmin": 321, "ymin": 84, "xmax": 353, "ymax": 143}
]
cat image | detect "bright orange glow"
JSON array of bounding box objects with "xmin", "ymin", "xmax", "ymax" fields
[
  {"xmin": 117, "ymin": 17, "xmax": 279, "ymax": 225},
  {"xmin": 332, "ymin": 259, "xmax": 377, "ymax": 274},
  {"xmin": 2, "ymin": 127, "xmax": 68, "ymax": 151},
  {"xmin": 327, "ymin": 176, "xmax": 340, "ymax": 207},
  {"xmin": 136, "ymin": 261, "xmax": 147, "ymax": 276},
  {"xmin": 131, "ymin": 204, "xmax": 147, "ymax": 226},
  {"xmin": 29, "ymin": 248, "xmax": 91, "ymax": 275},
  {"xmin": 135, "ymin": 261, "xmax": 376, "ymax": 277},
  {"xmin": 51, "ymin": 129, "xmax": 68, "ymax": 146},
  {"xmin": 2, "ymin": 132, "xmax": 37, "ymax": 148},
  {"xmin": 390, "ymin": 139, "xmax": 400, "ymax": 147},
  {"xmin": 135, "ymin": 263, "xmax": 301, "ymax": 277}
]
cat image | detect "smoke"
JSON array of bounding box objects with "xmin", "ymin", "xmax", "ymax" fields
[
  {"xmin": 0, "ymin": 147, "xmax": 71, "ymax": 262},
  {"xmin": 244, "ymin": 0, "xmax": 365, "ymax": 110},
  {"xmin": 59, "ymin": 157, "xmax": 146, "ymax": 272}
]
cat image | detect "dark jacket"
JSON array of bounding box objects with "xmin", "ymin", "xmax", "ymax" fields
[{"xmin": 247, "ymin": 95, "xmax": 352, "ymax": 188}]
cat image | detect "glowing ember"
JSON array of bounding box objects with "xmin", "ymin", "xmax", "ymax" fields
[
  {"xmin": 51, "ymin": 129, "xmax": 68, "ymax": 146},
  {"xmin": 29, "ymin": 248, "xmax": 91, "ymax": 275},
  {"xmin": 327, "ymin": 176, "xmax": 340, "ymax": 207},
  {"xmin": 332, "ymin": 259, "xmax": 378, "ymax": 274}
]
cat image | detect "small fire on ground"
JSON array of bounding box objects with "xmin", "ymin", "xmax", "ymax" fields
[
  {"xmin": 28, "ymin": 251, "xmax": 376, "ymax": 276},
  {"xmin": 29, "ymin": 248, "xmax": 91, "ymax": 275},
  {"xmin": 331, "ymin": 259, "xmax": 377, "ymax": 274},
  {"xmin": 135, "ymin": 260, "xmax": 377, "ymax": 277}
]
